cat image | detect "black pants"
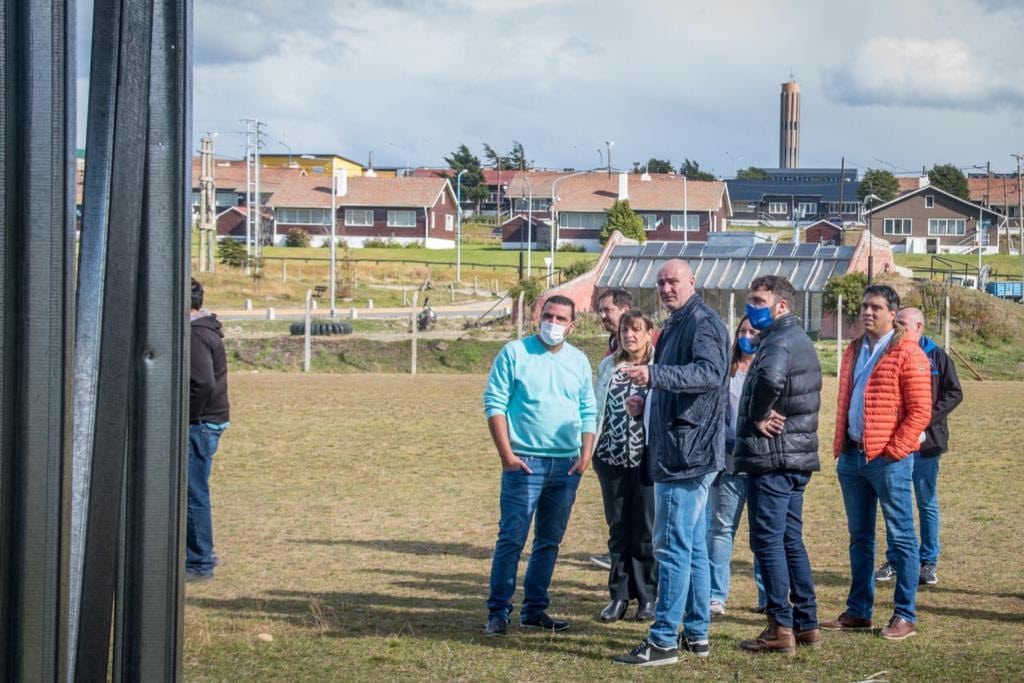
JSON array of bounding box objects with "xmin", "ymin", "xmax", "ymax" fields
[{"xmin": 594, "ymin": 457, "xmax": 657, "ymax": 603}]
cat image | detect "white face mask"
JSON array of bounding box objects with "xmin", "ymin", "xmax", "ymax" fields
[{"xmin": 539, "ymin": 321, "xmax": 568, "ymax": 346}]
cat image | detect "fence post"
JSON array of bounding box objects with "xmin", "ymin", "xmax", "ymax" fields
[
  {"xmin": 728, "ymin": 291, "xmax": 736, "ymax": 348},
  {"xmin": 450, "ymin": 283, "xmax": 455, "ymax": 303},
  {"xmin": 516, "ymin": 292, "xmax": 525, "ymax": 339},
  {"xmin": 836, "ymin": 294, "xmax": 843, "ymax": 378},
  {"xmin": 266, "ymin": 308, "xmax": 275, "ymax": 320},
  {"xmin": 410, "ymin": 290, "xmax": 419, "ymax": 375},
  {"xmin": 304, "ymin": 289, "xmax": 312, "ymax": 373},
  {"xmin": 944, "ymin": 296, "xmax": 951, "ymax": 352},
  {"xmin": 281, "ymin": 261, "xmax": 287, "ymax": 282}
]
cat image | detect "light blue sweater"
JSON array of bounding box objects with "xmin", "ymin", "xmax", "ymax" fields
[{"xmin": 483, "ymin": 335, "xmax": 597, "ymax": 458}]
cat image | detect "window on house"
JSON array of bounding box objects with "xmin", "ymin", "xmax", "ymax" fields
[
  {"xmin": 883, "ymin": 218, "xmax": 912, "ymax": 235},
  {"xmin": 768, "ymin": 202, "xmax": 788, "ymax": 214},
  {"xmin": 670, "ymin": 214, "xmax": 701, "ymax": 231},
  {"xmin": 746, "ymin": 202, "xmax": 758, "ymax": 212},
  {"xmin": 387, "ymin": 210, "xmax": 417, "ymax": 228},
  {"xmin": 345, "ymin": 209, "xmax": 374, "ymax": 227},
  {"xmin": 640, "ymin": 213, "xmax": 659, "ymax": 231},
  {"xmin": 797, "ymin": 202, "xmax": 817, "ymax": 217},
  {"xmin": 928, "ymin": 218, "xmax": 966, "ymax": 236},
  {"xmin": 445, "ymin": 214, "xmax": 454, "ymax": 232},
  {"xmin": 558, "ymin": 212, "xmax": 606, "ymax": 229},
  {"xmin": 925, "ymin": 195, "xmax": 934, "ymax": 208},
  {"xmin": 277, "ymin": 208, "xmax": 331, "ymax": 225}
]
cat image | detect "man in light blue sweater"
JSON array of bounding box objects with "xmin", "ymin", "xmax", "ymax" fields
[{"xmin": 483, "ymin": 295, "xmax": 597, "ymax": 636}]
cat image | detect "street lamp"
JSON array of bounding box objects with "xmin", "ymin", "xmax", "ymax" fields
[
  {"xmin": 523, "ymin": 175, "xmax": 533, "ymax": 277},
  {"xmin": 278, "ymin": 140, "xmax": 293, "ymax": 167},
  {"xmin": 605, "ymin": 140, "xmax": 615, "ymax": 177},
  {"xmin": 683, "ymin": 174, "xmax": 689, "ymax": 245},
  {"xmin": 456, "ymin": 169, "xmax": 467, "ymax": 284},
  {"xmin": 864, "ymin": 193, "xmax": 881, "ymax": 284},
  {"xmin": 550, "ymin": 169, "xmax": 593, "ymax": 286}
]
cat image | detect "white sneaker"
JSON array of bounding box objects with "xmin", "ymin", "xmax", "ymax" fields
[{"xmin": 710, "ymin": 600, "xmax": 726, "ymax": 616}]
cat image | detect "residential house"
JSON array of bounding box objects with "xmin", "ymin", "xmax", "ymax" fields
[
  {"xmin": 190, "ymin": 158, "xmax": 305, "ymax": 215},
  {"xmin": 865, "ymin": 184, "xmax": 1003, "ymax": 254},
  {"xmin": 259, "ymin": 153, "xmax": 365, "ymax": 177},
  {"xmin": 266, "ymin": 173, "xmax": 459, "ymax": 248},
  {"xmin": 726, "ymin": 178, "xmax": 862, "ymax": 227},
  {"xmin": 502, "ymin": 172, "xmax": 731, "ymax": 252},
  {"xmin": 803, "ymin": 219, "xmax": 844, "ymax": 244}
]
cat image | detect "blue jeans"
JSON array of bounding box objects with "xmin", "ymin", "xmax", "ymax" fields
[
  {"xmin": 648, "ymin": 471, "xmax": 716, "ymax": 648},
  {"xmin": 187, "ymin": 421, "xmax": 228, "ymax": 573},
  {"xmin": 706, "ymin": 472, "xmax": 765, "ymax": 608},
  {"xmin": 487, "ymin": 456, "xmax": 581, "ymax": 621},
  {"xmin": 747, "ymin": 471, "xmax": 818, "ymax": 630},
  {"xmin": 886, "ymin": 454, "xmax": 941, "ymax": 566},
  {"xmin": 837, "ymin": 450, "xmax": 919, "ymax": 623}
]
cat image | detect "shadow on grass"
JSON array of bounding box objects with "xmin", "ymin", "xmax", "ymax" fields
[{"xmin": 290, "ymin": 537, "xmax": 495, "ymax": 560}]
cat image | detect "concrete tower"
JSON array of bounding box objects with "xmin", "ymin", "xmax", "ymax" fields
[{"xmin": 779, "ymin": 78, "xmax": 800, "ymax": 168}]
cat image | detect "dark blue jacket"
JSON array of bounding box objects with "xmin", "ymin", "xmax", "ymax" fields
[
  {"xmin": 646, "ymin": 294, "xmax": 729, "ymax": 483},
  {"xmin": 918, "ymin": 336, "xmax": 963, "ymax": 457}
]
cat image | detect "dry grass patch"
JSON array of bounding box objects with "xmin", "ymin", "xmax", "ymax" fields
[{"xmin": 185, "ymin": 374, "xmax": 1024, "ymax": 681}]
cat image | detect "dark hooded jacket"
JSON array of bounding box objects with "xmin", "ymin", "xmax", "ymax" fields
[
  {"xmin": 190, "ymin": 312, "xmax": 230, "ymax": 424},
  {"xmin": 646, "ymin": 294, "xmax": 729, "ymax": 483},
  {"xmin": 918, "ymin": 336, "xmax": 963, "ymax": 457},
  {"xmin": 734, "ymin": 313, "xmax": 821, "ymax": 474}
]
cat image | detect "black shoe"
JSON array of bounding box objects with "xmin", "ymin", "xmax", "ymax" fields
[
  {"xmin": 185, "ymin": 569, "xmax": 214, "ymax": 584},
  {"xmin": 919, "ymin": 563, "xmax": 938, "ymax": 585},
  {"xmin": 484, "ymin": 615, "xmax": 509, "ymax": 637},
  {"xmin": 678, "ymin": 634, "xmax": 711, "ymax": 657},
  {"xmin": 521, "ymin": 613, "xmax": 569, "ymax": 632},
  {"xmin": 614, "ymin": 637, "xmax": 678, "ymax": 666},
  {"xmin": 590, "ymin": 554, "xmax": 611, "ymax": 570},
  {"xmin": 874, "ymin": 561, "xmax": 896, "ymax": 582},
  {"xmin": 600, "ymin": 600, "xmax": 629, "ymax": 622},
  {"xmin": 635, "ymin": 601, "xmax": 656, "ymax": 621}
]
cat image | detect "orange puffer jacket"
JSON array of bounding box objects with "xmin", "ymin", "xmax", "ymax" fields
[{"xmin": 833, "ymin": 329, "xmax": 932, "ymax": 460}]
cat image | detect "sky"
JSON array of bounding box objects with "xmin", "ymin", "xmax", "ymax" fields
[{"xmin": 76, "ymin": 0, "xmax": 1024, "ymax": 177}]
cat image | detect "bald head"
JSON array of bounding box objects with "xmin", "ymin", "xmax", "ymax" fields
[
  {"xmin": 896, "ymin": 307, "xmax": 925, "ymax": 340},
  {"xmin": 656, "ymin": 259, "xmax": 696, "ymax": 312}
]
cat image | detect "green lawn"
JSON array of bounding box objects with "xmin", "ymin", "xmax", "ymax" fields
[
  {"xmin": 184, "ymin": 374, "xmax": 1024, "ymax": 681},
  {"xmin": 894, "ymin": 253, "xmax": 1024, "ymax": 280}
]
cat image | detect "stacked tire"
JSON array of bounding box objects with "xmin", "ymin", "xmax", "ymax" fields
[{"xmin": 289, "ymin": 321, "xmax": 353, "ymax": 336}]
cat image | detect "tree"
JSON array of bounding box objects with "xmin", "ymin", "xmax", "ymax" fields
[
  {"xmin": 858, "ymin": 168, "xmax": 899, "ymax": 203},
  {"xmin": 509, "ymin": 140, "xmax": 529, "ymax": 171},
  {"xmin": 600, "ymin": 199, "xmax": 646, "ymax": 245},
  {"xmin": 632, "ymin": 158, "xmax": 674, "ymax": 174},
  {"xmin": 444, "ymin": 144, "xmax": 488, "ymax": 208},
  {"xmin": 736, "ymin": 166, "xmax": 770, "ymax": 180},
  {"xmin": 679, "ymin": 158, "xmax": 715, "ymax": 181},
  {"xmin": 928, "ymin": 163, "xmax": 969, "ymax": 200},
  {"xmin": 824, "ymin": 272, "xmax": 868, "ymax": 321},
  {"xmin": 482, "ymin": 143, "xmax": 515, "ymax": 170}
]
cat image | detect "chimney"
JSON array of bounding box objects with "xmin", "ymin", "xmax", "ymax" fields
[
  {"xmin": 334, "ymin": 168, "xmax": 348, "ymax": 197},
  {"xmin": 618, "ymin": 172, "xmax": 628, "ymax": 200}
]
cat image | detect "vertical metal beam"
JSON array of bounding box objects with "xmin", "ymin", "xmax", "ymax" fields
[
  {"xmin": 72, "ymin": 0, "xmax": 155, "ymax": 679},
  {"xmin": 115, "ymin": 0, "xmax": 191, "ymax": 677},
  {"xmin": 0, "ymin": 0, "xmax": 75, "ymax": 680}
]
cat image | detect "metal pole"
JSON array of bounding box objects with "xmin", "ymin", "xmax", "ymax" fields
[
  {"xmin": 254, "ymin": 118, "xmax": 262, "ymax": 258},
  {"xmin": 410, "ymin": 290, "xmax": 419, "ymax": 375},
  {"xmin": 836, "ymin": 294, "xmax": 843, "ymax": 378},
  {"xmin": 330, "ymin": 174, "xmax": 337, "ymax": 317},
  {"xmin": 944, "ymin": 295, "xmax": 950, "ymax": 352},
  {"xmin": 683, "ymin": 176, "xmax": 689, "ymax": 245},
  {"xmin": 525, "ymin": 176, "xmax": 533, "ymax": 277},
  {"xmin": 304, "ymin": 289, "xmax": 312, "ymax": 372},
  {"xmin": 456, "ymin": 169, "xmax": 466, "ymax": 284},
  {"xmin": 516, "ymin": 291, "xmax": 525, "ymax": 339},
  {"xmin": 727, "ymin": 291, "xmax": 736, "ymax": 347},
  {"xmin": 1014, "ymin": 153, "xmax": 1023, "ymax": 287},
  {"xmin": 244, "ymin": 121, "xmax": 252, "ymax": 266},
  {"xmin": 0, "ymin": 1, "xmax": 75, "ymax": 679}
]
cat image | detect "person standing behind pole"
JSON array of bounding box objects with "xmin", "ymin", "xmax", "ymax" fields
[
  {"xmin": 707, "ymin": 316, "xmax": 766, "ymax": 618},
  {"xmin": 874, "ymin": 307, "xmax": 962, "ymax": 587},
  {"xmin": 613, "ymin": 259, "xmax": 728, "ymax": 666},
  {"xmin": 593, "ymin": 311, "xmax": 658, "ymax": 623},
  {"xmin": 823, "ymin": 285, "xmax": 931, "ymax": 641},
  {"xmin": 188, "ymin": 278, "xmax": 230, "ymax": 583},
  {"xmin": 482, "ymin": 295, "xmax": 597, "ymax": 636},
  {"xmin": 733, "ymin": 276, "xmax": 823, "ymax": 655}
]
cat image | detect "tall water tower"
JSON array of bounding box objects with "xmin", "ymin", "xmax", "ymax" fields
[{"xmin": 779, "ymin": 77, "xmax": 800, "ymax": 168}]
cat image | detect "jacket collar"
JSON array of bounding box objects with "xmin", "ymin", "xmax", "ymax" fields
[
  {"xmin": 758, "ymin": 312, "xmax": 799, "ymax": 339},
  {"xmin": 663, "ymin": 293, "xmax": 702, "ymax": 330}
]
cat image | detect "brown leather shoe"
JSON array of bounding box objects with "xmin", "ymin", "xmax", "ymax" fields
[
  {"xmin": 795, "ymin": 628, "xmax": 823, "ymax": 648},
  {"xmin": 739, "ymin": 617, "xmax": 796, "ymax": 655},
  {"xmin": 880, "ymin": 615, "xmax": 916, "ymax": 641},
  {"xmin": 820, "ymin": 612, "xmax": 872, "ymax": 631}
]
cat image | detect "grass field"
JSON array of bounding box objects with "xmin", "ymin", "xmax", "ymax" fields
[{"xmin": 184, "ymin": 373, "xmax": 1024, "ymax": 681}]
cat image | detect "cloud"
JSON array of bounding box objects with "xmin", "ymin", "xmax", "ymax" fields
[{"xmin": 824, "ymin": 37, "xmax": 1024, "ymax": 110}]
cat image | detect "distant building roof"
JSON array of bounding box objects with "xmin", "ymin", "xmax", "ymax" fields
[
  {"xmin": 598, "ymin": 240, "xmax": 854, "ymax": 293},
  {"xmin": 556, "ymin": 173, "xmax": 730, "ymax": 214},
  {"xmin": 968, "ymin": 176, "xmax": 1022, "ymax": 207},
  {"xmin": 726, "ymin": 179, "xmax": 860, "ymax": 203},
  {"xmin": 191, "ymin": 158, "xmax": 306, "ymax": 193},
  {"xmin": 761, "ymin": 168, "xmax": 858, "ymax": 182},
  {"xmin": 265, "ymin": 174, "xmax": 452, "ymax": 209}
]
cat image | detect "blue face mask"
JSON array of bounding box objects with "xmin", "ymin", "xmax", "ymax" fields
[
  {"xmin": 737, "ymin": 336, "xmax": 757, "ymax": 355},
  {"xmin": 745, "ymin": 303, "xmax": 774, "ymax": 331}
]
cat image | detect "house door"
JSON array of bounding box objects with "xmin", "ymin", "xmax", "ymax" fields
[{"xmin": 926, "ymin": 238, "xmax": 938, "ymax": 254}]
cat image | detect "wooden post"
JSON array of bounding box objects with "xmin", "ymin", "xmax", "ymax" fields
[
  {"xmin": 516, "ymin": 291, "xmax": 525, "ymax": 339},
  {"xmin": 836, "ymin": 294, "xmax": 843, "ymax": 378},
  {"xmin": 944, "ymin": 295, "xmax": 951, "ymax": 352},
  {"xmin": 303, "ymin": 289, "xmax": 312, "ymax": 373},
  {"xmin": 450, "ymin": 282, "xmax": 455, "ymax": 303},
  {"xmin": 402, "ymin": 289, "xmax": 408, "ymax": 307},
  {"xmin": 281, "ymin": 260, "xmax": 287, "ymax": 282},
  {"xmin": 728, "ymin": 291, "xmax": 736, "ymax": 348},
  {"xmin": 410, "ymin": 290, "xmax": 419, "ymax": 376}
]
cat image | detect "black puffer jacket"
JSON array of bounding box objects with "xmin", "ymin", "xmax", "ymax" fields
[
  {"xmin": 734, "ymin": 313, "xmax": 821, "ymax": 474},
  {"xmin": 647, "ymin": 294, "xmax": 729, "ymax": 483},
  {"xmin": 190, "ymin": 313, "xmax": 230, "ymax": 424}
]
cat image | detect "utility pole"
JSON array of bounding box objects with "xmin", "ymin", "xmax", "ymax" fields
[
  {"xmin": 197, "ymin": 136, "xmax": 216, "ymax": 272},
  {"xmin": 1014, "ymin": 153, "xmax": 1024, "ymax": 287},
  {"xmin": 254, "ymin": 119, "xmax": 266, "ymax": 258},
  {"xmin": 243, "ymin": 120, "xmax": 253, "ymax": 269}
]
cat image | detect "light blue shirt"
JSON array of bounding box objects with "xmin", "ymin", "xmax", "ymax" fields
[
  {"xmin": 846, "ymin": 329, "xmax": 895, "ymax": 442},
  {"xmin": 484, "ymin": 335, "xmax": 597, "ymax": 458}
]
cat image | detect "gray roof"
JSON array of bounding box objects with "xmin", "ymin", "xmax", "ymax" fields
[{"xmin": 597, "ymin": 240, "xmax": 854, "ymax": 293}]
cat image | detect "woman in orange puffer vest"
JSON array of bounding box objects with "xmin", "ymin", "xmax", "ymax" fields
[{"xmin": 833, "ymin": 323, "xmax": 932, "ymax": 461}]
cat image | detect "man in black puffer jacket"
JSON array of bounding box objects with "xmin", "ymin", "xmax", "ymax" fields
[{"xmin": 734, "ymin": 275, "xmax": 822, "ymax": 655}]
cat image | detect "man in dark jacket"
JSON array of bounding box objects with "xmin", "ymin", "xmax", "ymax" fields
[
  {"xmin": 875, "ymin": 307, "xmax": 962, "ymax": 587},
  {"xmin": 734, "ymin": 275, "xmax": 822, "ymax": 654},
  {"xmin": 614, "ymin": 259, "xmax": 728, "ymax": 666},
  {"xmin": 188, "ymin": 278, "xmax": 230, "ymax": 582}
]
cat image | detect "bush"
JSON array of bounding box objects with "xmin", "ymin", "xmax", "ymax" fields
[
  {"xmin": 363, "ymin": 237, "xmax": 406, "ymax": 249},
  {"xmin": 561, "ymin": 259, "xmax": 592, "ymax": 281},
  {"xmin": 557, "ymin": 242, "xmax": 586, "ymax": 253},
  {"xmin": 824, "ymin": 272, "xmax": 868, "ymax": 320},
  {"xmin": 285, "ymin": 228, "xmax": 310, "ymax": 248},
  {"xmin": 600, "ymin": 199, "xmax": 646, "ymax": 245},
  {"xmin": 507, "ymin": 278, "xmax": 544, "ymax": 310},
  {"xmin": 218, "ymin": 238, "xmax": 246, "ymax": 267},
  {"xmin": 403, "ymin": 240, "xmax": 423, "ymax": 249}
]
